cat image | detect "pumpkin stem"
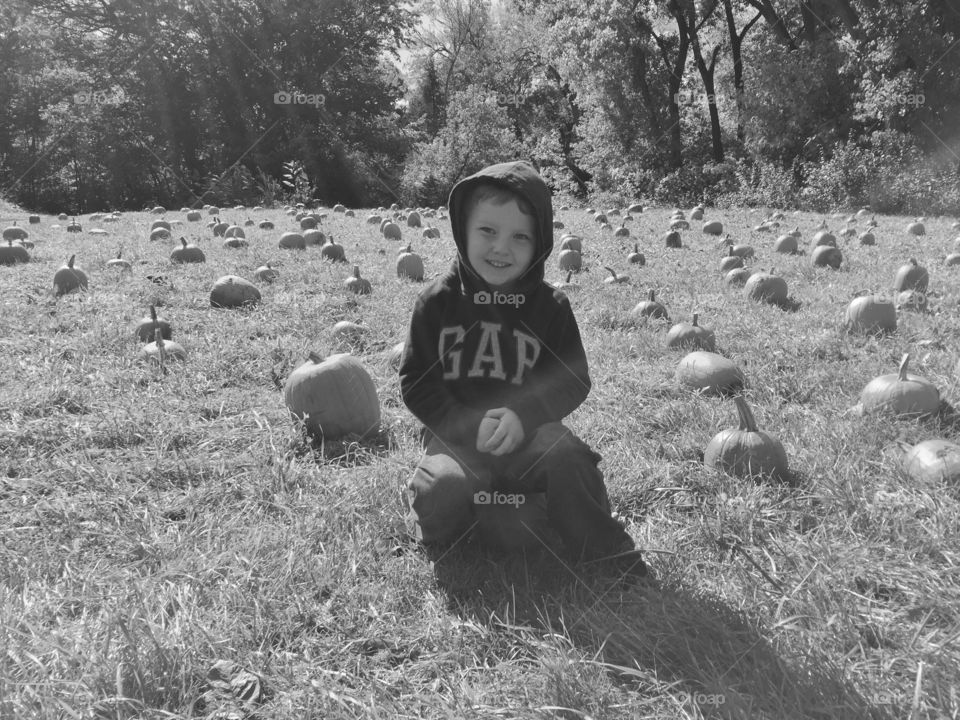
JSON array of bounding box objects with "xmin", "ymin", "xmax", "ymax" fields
[
  {"xmin": 648, "ymin": 289, "xmax": 655, "ymax": 302},
  {"xmin": 909, "ymin": 258, "xmax": 917, "ymax": 266},
  {"xmin": 67, "ymin": 254, "xmax": 75, "ymax": 268},
  {"xmin": 897, "ymin": 353, "xmax": 911, "ymax": 382},
  {"xmin": 565, "ymin": 271, "xmax": 572, "ymax": 283},
  {"xmin": 733, "ymin": 395, "xmax": 759, "ymax": 433},
  {"xmin": 633, "ymin": 242, "xmax": 639, "ymax": 253},
  {"xmin": 353, "ymin": 265, "xmax": 361, "ymax": 278},
  {"xmin": 150, "ymin": 304, "xmax": 158, "ymax": 325},
  {"xmin": 603, "ymin": 266, "xmax": 617, "ymax": 280},
  {"xmin": 307, "ymin": 351, "xmax": 324, "ymax": 364},
  {"xmin": 180, "ymin": 237, "xmax": 187, "ymax": 248},
  {"xmin": 692, "ymin": 312, "xmax": 699, "ymax": 326}
]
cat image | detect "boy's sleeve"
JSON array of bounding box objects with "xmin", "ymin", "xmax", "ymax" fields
[
  {"xmin": 399, "ymin": 295, "xmax": 486, "ymax": 447},
  {"xmin": 508, "ymin": 297, "xmax": 591, "ymax": 433}
]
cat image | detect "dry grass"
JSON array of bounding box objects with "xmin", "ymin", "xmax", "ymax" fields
[{"xmin": 2, "ymin": 204, "xmax": 959, "ymax": 719}]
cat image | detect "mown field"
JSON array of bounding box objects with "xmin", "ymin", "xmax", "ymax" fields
[{"xmin": 1, "ymin": 198, "xmax": 959, "ymax": 720}]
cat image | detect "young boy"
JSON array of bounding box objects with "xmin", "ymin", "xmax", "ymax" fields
[{"xmin": 398, "ymin": 160, "xmax": 645, "ymax": 576}]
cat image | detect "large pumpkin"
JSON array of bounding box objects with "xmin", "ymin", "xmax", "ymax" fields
[
  {"xmin": 0, "ymin": 238, "xmax": 30, "ymax": 265},
  {"xmin": 860, "ymin": 353, "xmax": 939, "ymax": 418},
  {"xmin": 845, "ymin": 295, "xmax": 896, "ymax": 335},
  {"xmin": 320, "ymin": 235, "xmax": 347, "ymax": 262},
  {"xmin": 676, "ymin": 351, "xmax": 744, "ymax": 396},
  {"xmin": 134, "ymin": 305, "xmax": 172, "ymax": 342},
  {"xmin": 283, "ymin": 352, "xmax": 381, "ymax": 439},
  {"xmin": 893, "ymin": 258, "xmax": 928, "ymax": 293},
  {"xmin": 744, "ymin": 271, "xmax": 787, "ymax": 305},
  {"xmin": 666, "ymin": 313, "xmax": 715, "ymax": 351},
  {"xmin": 170, "ymin": 237, "xmax": 205, "ymax": 263},
  {"xmin": 631, "ymin": 289, "xmax": 668, "ymax": 320},
  {"xmin": 397, "ymin": 244, "xmax": 425, "ymax": 281},
  {"xmin": 279, "ymin": 232, "xmax": 305, "ymax": 250},
  {"xmin": 140, "ymin": 329, "xmax": 187, "ymax": 364},
  {"xmin": 53, "ymin": 255, "xmax": 88, "ymax": 296},
  {"xmin": 345, "ymin": 265, "xmax": 372, "ymax": 295},
  {"xmin": 704, "ymin": 395, "xmax": 789, "ymax": 482},
  {"xmin": 811, "ymin": 245, "xmax": 842, "ymax": 269},
  {"xmin": 210, "ymin": 275, "xmax": 261, "ymax": 308}
]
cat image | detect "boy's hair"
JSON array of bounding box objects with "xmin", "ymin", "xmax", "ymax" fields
[{"xmin": 465, "ymin": 181, "xmax": 536, "ymax": 219}]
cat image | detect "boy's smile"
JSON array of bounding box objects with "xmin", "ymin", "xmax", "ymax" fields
[{"xmin": 465, "ymin": 197, "xmax": 536, "ymax": 289}]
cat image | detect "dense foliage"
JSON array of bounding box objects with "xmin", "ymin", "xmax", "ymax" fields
[{"xmin": 2, "ymin": 0, "xmax": 959, "ymax": 213}]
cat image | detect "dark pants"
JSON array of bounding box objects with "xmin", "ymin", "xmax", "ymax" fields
[{"xmin": 406, "ymin": 422, "xmax": 634, "ymax": 559}]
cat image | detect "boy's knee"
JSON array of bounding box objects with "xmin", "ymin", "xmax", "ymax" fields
[{"xmin": 407, "ymin": 453, "xmax": 484, "ymax": 543}]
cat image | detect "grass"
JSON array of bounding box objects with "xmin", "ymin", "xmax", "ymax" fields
[{"xmin": 1, "ymin": 203, "xmax": 959, "ymax": 719}]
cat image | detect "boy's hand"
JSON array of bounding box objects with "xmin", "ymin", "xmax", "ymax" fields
[{"xmin": 478, "ymin": 407, "xmax": 524, "ymax": 456}]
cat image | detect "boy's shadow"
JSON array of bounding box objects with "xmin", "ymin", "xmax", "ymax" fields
[{"xmin": 427, "ymin": 538, "xmax": 895, "ymax": 720}]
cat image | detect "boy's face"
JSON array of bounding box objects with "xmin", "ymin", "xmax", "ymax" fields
[{"xmin": 465, "ymin": 197, "xmax": 536, "ymax": 289}]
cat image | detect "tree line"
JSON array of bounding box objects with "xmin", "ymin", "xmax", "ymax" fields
[{"xmin": 1, "ymin": 0, "xmax": 958, "ymax": 214}]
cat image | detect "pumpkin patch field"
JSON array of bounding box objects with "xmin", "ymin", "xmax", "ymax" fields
[{"xmin": 2, "ymin": 202, "xmax": 960, "ymax": 719}]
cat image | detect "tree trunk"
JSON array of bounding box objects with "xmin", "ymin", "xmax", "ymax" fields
[
  {"xmin": 678, "ymin": 6, "xmax": 723, "ymax": 162},
  {"xmin": 723, "ymin": 0, "xmax": 762, "ymax": 144}
]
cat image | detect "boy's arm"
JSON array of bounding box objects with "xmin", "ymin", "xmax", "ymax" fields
[
  {"xmin": 399, "ymin": 296, "xmax": 486, "ymax": 447},
  {"xmin": 509, "ymin": 298, "xmax": 591, "ymax": 432}
]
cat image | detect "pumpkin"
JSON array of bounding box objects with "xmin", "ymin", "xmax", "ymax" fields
[
  {"xmin": 946, "ymin": 253, "xmax": 960, "ymax": 266},
  {"xmin": 53, "ymin": 255, "xmax": 88, "ymax": 296},
  {"xmin": 224, "ymin": 225, "xmax": 246, "ymax": 238},
  {"xmin": 345, "ymin": 265, "xmax": 372, "ymax": 295},
  {"xmin": 614, "ymin": 223, "xmax": 630, "ymax": 238},
  {"xmin": 811, "ymin": 245, "xmax": 842, "ymax": 269},
  {"xmin": 207, "ymin": 206, "xmax": 220, "ymax": 215},
  {"xmin": 106, "ymin": 249, "xmax": 132, "ymax": 271},
  {"xmin": 397, "ymin": 244, "xmax": 425, "ymax": 281},
  {"xmin": 212, "ymin": 219, "xmax": 230, "ymax": 237},
  {"xmin": 602, "ymin": 266, "xmax": 629, "ymax": 285},
  {"xmin": 366, "ymin": 214, "xmax": 383, "ymax": 225},
  {"xmin": 893, "ymin": 258, "xmax": 928, "ymax": 293},
  {"xmin": 170, "ymin": 237, "xmax": 205, "ymax": 263},
  {"xmin": 135, "ymin": 305, "xmax": 172, "ymax": 343},
  {"xmin": 151, "ymin": 220, "xmax": 172, "ymax": 232},
  {"xmin": 382, "ymin": 221, "xmax": 402, "ymax": 241},
  {"xmin": 663, "ymin": 231, "xmax": 682, "ymax": 248},
  {"xmin": 702, "ymin": 220, "xmax": 723, "ymax": 235},
  {"xmin": 255, "ymin": 262, "xmax": 279, "ymax": 282},
  {"xmin": 28, "ymin": 215, "xmax": 40, "ymax": 224},
  {"xmin": 811, "ymin": 230, "xmax": 836, "ymax": 248},
  {"xmin": 690, "ymin": 206, "xmax": 704, "ymax": 221},
  {"xmin": 627, "ymin": 243, "xmax": 645, "ymax": 265},
  {"xmin": 902, "ymin": 439, "xmax": 960, "ymax": 484},
  {"xmin": 631, "ymin": 289, "xmax": 669, "ymax": 320},
  {"xmin": 66, "ymin": 218, "xmax": 83, "ymax": 233},
  {"xmin": 773, "ymin": 234, "xmax": 798, "ymax": 254},
  {"xmin": 845, "ymin": 295, "xmax": 896, "ymax": 335},
  {"xmin": 670, "ymin": 218, "xmax": 690, "ymax": 230},
  {"xmin": 320, "ymin": 235, "xmax": 347, "ymax": 262},
  {"xmin": 0, "ymin": 238, "xmax": 30, "ymax": 265},
  {"xmin": 627, "ymin": 202, "xmax": 644, "ymax": 214},
  {"xmin": 300, "ymin": 216, "xmax": 319, "ymax": 230},
  {"xmin": 676, "ymin": 351, "xmax": 745, "ymax": 396},
  {"xmin": 333, "ymin": 203, "xmax": 346, "ymax": 213},
  {"xmin": 2, "ymin": 222, "xmax": 28, "ymax": 241},
  {"xmin": 719, "ymin": 235, "xmax": 754, "ymax": 258},
  {"xmin": 666, "ymin": 313, "xmax": 716, "ymax": 351},
  {"xmin": 744, "ymin": 272, "xmax": 787, "ymax": 305},
  {"xmin": 719, "ymin": 247, "xmax": 744, "ymax": 273},
  {"xmin": 896, "ymin": 289, "xmax": 928, "ymax": 312},
  {"xmin": 149, "ymin": 227, "xmax": 171, "ymax": 242},
  {"xmin": 859, "ymin": 231, "xmax": 876, "ymax": 246},
  {"xmin": 725, "ymin": 267, "xmax": 752, "ymax": 287},
  {"xmin": 223, "ymin": 235, "xmax": 249, "ymax": 249},
  {"xmin": 150, "ymin": 206, "xmax": 166, "ymax": 214},
  {"xmin": 553, "ymin": 220, "xmax": 565, "ymax": 230},
  {"xmin": 332, "ymin": 321, "xmax": 368, "ymax": 343},
  {"xmin": 906, "ymin": 220, "xmax": 925, "ymax": 236},
  {"xmin": 704, "ymin": 395, "xmax": 789, "ymax": 483},
  {"xmin": 140, "ymin": 328, "xmax": 187, "ymax": 364},
  {"xmin": 283, "ymin": 352, "xmax": 380, "ymax": 439},
  {"xmin": 407, "ymin": 211, "xmax": 422, "ymax": 228},
  {"xmin": 258, "ymin": 220, "xmax": 275, "ymax": 230},
  {"xmin": 210, "ymin": 275, "xmax": 261, "ymax": 308},
  {"xmin": 186, "ymin": 210, "xmax": 202, "ymax": 222},
  {"xmin": 559, "ymin": 234, "xmax": 582, "ymax": 253},
  {"xmin": 279, "ymin": 232, "xmax": 305, "ymax": 250},
  {"xmin": 304, "ymin": 229, "xmax": 326, "ymax": 247},
  {"xmin": 594, "ymin": 213, "xmax": 608, "ymax": 225},
  {"xmin": 422, "ymin": 226, "xmax": 441, "ymax": 239},
  {"xmin": 860, "ymin": 353, "xmax": 939, "ymax": 418}
]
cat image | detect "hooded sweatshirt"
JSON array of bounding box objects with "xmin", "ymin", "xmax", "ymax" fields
[{"xmin": 399, "ymin": 160, "xmax": 591, "ymax": 448}]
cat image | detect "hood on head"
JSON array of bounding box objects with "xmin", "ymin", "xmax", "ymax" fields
[{"xmin": 447, "ymin": 160, "xmax": 554, "ymax": 296}]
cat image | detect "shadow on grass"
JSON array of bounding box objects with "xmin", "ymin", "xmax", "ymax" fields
[
  {"xmin": 290, "ymin": 424, "xmax": 396, "ymax": 466},
  {"xmin": 428, "ymin": 540, "xmax": 893, "ymax": 720}
]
